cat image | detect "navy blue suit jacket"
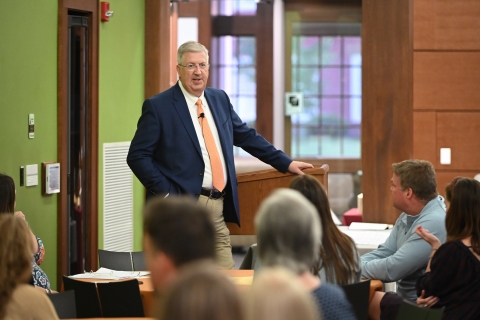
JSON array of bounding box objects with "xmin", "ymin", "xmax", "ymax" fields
[{"xmin": 127, "ymin": 83, "xmax": 292, "ymax": 225}]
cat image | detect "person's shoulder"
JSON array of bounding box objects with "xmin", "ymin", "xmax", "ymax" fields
[
  {"xmin": 12, "ymin": 284, "xmax": 48, "ymax": 301},
  {"xmin": 146, "ymin": 84, "xmax": 179, "ymax": 103}
]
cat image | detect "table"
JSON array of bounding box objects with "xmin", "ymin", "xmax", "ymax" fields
[
  {"xmin": 75, "ymin": 270, "xmax": 254, "ymax": 317},
  {"xmin": 342, "ymin": 208, "xmax": 363, "ymax": 226}
]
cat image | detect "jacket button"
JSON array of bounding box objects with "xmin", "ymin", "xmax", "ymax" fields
[{"xmin": 199, "ymin": 172, "xmax": 203, "ymax": 176}]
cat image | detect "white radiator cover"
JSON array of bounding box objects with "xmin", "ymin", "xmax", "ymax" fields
[{"xmin": 103, "ymin": 142, "xmax": 133, "ymax": 251}]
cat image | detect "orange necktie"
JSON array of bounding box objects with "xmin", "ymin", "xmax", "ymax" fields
[{"xmin": 196, "ymin": 99, "xmax": 225, "ymax": 191}]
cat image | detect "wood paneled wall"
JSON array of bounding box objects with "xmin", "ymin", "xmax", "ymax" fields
[
  {"xmin": 363, "ymin": 0, "xmax": 480, "ymax": 223},
  {"xmin": 361, "ymin": 0, "xmax": 413, "ymax": 223},
  {"xmin": 413, "ymin": 0, "xmax": 480, "ymax": 199}
]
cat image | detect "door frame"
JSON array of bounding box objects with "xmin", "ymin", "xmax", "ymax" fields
[{"xmin": 57, "ymin": 0, "xmax": 99, "ymax": 285}]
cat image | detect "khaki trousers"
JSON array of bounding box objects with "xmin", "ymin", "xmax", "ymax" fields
[{"xmin": 198, "ymin": 195, "xmax": 235, "ymax": 270}]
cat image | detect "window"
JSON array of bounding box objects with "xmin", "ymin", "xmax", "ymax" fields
[
  {"xmin": 290, "ymin": 24, "xmax": 361, "ymax": 158},
  {"xmin": 210, "ymin": 36, "xmax": 256, "ymax": 156},
  {"xmin": 211, "ymin": 0, "xmax": 256, "ymax": 16}
]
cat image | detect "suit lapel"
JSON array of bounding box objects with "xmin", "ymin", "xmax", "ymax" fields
[{"xmin": 172, "ymin": 83, "xmax": 202, "ymax": 157}]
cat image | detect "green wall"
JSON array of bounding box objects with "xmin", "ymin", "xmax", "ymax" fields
[
  {"xmin": 0, "ymin": 0, "xmax": 145, "ymax": 290},
  {"xmin": 0, "ymin": 0, "xmax": 59, "ymax": 289},
  {"xmin": 98, "ymin": 0, "xmax": 145, "ymax": 251}
]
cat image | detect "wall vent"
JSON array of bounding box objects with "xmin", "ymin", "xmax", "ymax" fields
[{"xmin": 103, "ymin": 142, "xmax": 133, "ymax": 251}]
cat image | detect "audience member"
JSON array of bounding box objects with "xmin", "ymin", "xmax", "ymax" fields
[
  {"xmin": 369, "ymin": 177, "xmax": 480, "ymax": 320},
  {"xmin": 142, "ymin": 195, "xmax": 217, "ymax": 293},
  {"xmin": 0, "ymin": 173, "xmax": 53, "ymax": 293},
  {"xmin": 361, "ymin": 160, "xmax": 447, "ymax": 300},
  {"xmin": 158, "ymin": 267, "xmax": 244, "ymax": 320},
  {"xmin": 255, "ymin": 188, "xmax": 355, "ymax": 320},
  {"xmin": 247, "ymin": 267, "xmax": 321, "ymax": 320},
  {"xmin": 0, "ymin": 214, "xmax": 58, "ymax": 319},
  {"xmin": 290, "ymin": 175, "xmax": 361, "ymax": 285}
]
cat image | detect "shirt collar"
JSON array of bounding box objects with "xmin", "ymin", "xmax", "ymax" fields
[{"xmin": 178, "ymin": 80, "xmax": 205, "ymax": 107}]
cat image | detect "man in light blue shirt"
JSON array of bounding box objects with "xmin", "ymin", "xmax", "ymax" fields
[{"xmin": 361, "ymin": 160, "xmax": 447, "ymax": 300}]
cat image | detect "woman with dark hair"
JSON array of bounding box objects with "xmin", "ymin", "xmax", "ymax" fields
[
  {"xmin": 290, "ymin": 175, "xmax": 361, "ymax": 285},
  {"xmin": 0, "ymin": 214, "xmax": 58, "ymax": 319},
  {"xmin": 0, "ymin": 173, "xmax": 53, "ymax": 293},
  {"xmin": 369, "ymin": 177, "xmax": 480, "ymax": 320}
]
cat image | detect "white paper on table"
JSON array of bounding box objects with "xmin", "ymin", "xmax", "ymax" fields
[
  {"xmin": 69, "ymin": 267, "xmax": 150, "ymax": 280},
  {"xmin": 348, "ymin": 222, "xmax": 393, "ymax": 231}
]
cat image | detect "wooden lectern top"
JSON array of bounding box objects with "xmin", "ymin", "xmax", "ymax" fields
[{"xmin": 227, "ymin": 165, "xmax": 329, "ymax": 235}]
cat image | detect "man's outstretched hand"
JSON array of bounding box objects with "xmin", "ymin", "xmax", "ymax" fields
[{"xmin": 287, "ymin": 161, "xmax": 314, "ymax": 175}]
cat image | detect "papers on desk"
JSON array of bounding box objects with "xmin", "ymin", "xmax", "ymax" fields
[
  {"xmin": 348, "ymin": 222, "xmax": 393, "ymax": 231},
  {"xmin": 69, "ymin": 267, "xmax": 150, "ymax": 280}
]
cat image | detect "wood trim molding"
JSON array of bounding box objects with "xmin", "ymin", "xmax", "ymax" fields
[
  {"xmin": 57, "ymin": 0, "xmax": 99, "ymax": 286},
  {"xmin": 145, "ymin": 0, "xmax": 171, "ymax": 98},
  {"xmin": 361, "ymin": 0, "xmax": 413, "ymax": 224}
]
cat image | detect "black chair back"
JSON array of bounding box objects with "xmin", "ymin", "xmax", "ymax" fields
[
  {"xmin": 97, "ymin": 279, "xmax": 145, "ymax": 317},
  {"xmin": 396, "ymin": 299, "xmax": 444, "ymax": 320},
  {"xmin": 340, "ymin": 280, "xmax": 370, "ymax": 320},
  {"xmin": 47, "ymin": 290, "xmax": 77, "ymax": 319},
  {"xmin": 98, "ymin": 249, "xmax": 133, "ymax": 271},
  {"xmin": 62, "ymin": 276, "xmax": 103, "ymax": 318},
  {"xmin": 132, "ymin": 251, "xmax": 147, "ymax": 271}
]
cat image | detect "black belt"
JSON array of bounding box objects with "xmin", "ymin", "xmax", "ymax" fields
[{"xmin": 199, "ymin": 188, "xmax": 225, "ymax": 199}]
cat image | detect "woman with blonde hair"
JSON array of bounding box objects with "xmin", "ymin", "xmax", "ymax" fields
[
  {"xmin": 290, "ymin": 174, "xmax": 361, "ymax": 285},
  {"xmin": 0, "ymin": 214, "xmax": 58, "ymax": 319},
  {"xmin": 247, "ymin": 267, "xmax": 322, "ymax": 320}
]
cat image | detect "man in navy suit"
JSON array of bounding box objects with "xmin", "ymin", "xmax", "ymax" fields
[{"xmin": 127, "ymin": 41, "xmax": 312, "ymax": 269}]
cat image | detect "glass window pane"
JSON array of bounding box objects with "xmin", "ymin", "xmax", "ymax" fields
[
  {"xmin": 343, "ymin": 127, "xmax": 361, "ymax": 157},
  {"xmin": 238, "ymin": 67, "xmax": 256, "ymax": 95},
  {"xmin": 321, "ymin": 67, "xmax": 341, "ymax": 95},
  {"xmin": 321, "ymin": 128, "xmax": 342, "ymax": 157},
  {"xmin": 238, "ymin": 37, "xmax": 256, "ymax": 65},
  {"xmin": 321, "ymin": 37, "xmax": 341, "ymax": 66},
  {"xmin": 293, "ymin": 127, "xmax": 319, "ymax": 157},
  {"xmin": 344, "ymin": 37, "xmax": 361, "ymax": 66},
  {"xmin": 299, "ymin": 37, "xmax": 319, "ymax": 65},
  {"xmin": 295, "ymin": 68, "xmax": 319, "ymax": 94},
  {"xmin": 211, "ymin": 0, "xmax": 257, "ymax": 16},
  {"xmin": 291, "ymin": 37, "xmax": 300, "ymax": 65},
  {"xmin": 292, "ymin": 97, "xmax": 319, "ymax": 125},
  {"xmin": 236, "ymin": 96, "xmax": 256, "ymax": 124},
  {"xmin": 343, "ymin": 67, "xmax": 362, "ymax": 96},
  {"xmin": 344, "ymin": 98, "xmax": 362, "ymax": 125},
  {"xmin": 321, "ymin": 98, "xmax": 341, "ymax": 125},
  {"xmin": 217, "ymin": 66, "xmax": 237, "ymax": 93}
]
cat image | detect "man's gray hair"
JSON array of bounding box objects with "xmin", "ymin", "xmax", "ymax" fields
[
  {"xmin": 255, "ymin": 188, "xmax": 322, "ymax": 274},
  {"xmin": 177, "ymin": 41, "xmax": 209, "ymax": 64}
]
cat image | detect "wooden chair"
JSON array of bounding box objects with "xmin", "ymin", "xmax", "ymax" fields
[
  {"xmin": 341, "ymin": 280, "xmax": 370, "ymax": 320},
  {"xmin": 47, "ymin": 290, "xmax": 77, "ymax": 319},
  {"xmin": 98, "ymin": 249, "xmax": 133, "ymax": 271},
  {"xmin": 395, "ymin": 299, "xmax": 444, "ymax": 320},
  {"xmin": 97, "ymin": 279, "xmax": 145, "ymax": 317},
  {"xmin": 62, "ymin": 276, "xmax": 103, "ymax": 318}
]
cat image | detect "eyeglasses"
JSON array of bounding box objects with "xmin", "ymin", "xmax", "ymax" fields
[{"xmin": 178, "ymin": 63, "xmax": 210, "ymax": 71}]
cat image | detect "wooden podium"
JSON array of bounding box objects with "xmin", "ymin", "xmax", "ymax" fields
[{"xmin": 226, "ymin": 165, "xmax": 329, "ymax": 235}]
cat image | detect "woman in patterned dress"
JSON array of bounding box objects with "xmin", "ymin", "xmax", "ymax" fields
[{"xmin": 0, "ymin": 173, "xmax": 52, "ymax": 293}]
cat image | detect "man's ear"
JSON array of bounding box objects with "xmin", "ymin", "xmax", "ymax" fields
[{"xmin": 404, "ymin": 187, "xmax": 413, "ymax": 199}]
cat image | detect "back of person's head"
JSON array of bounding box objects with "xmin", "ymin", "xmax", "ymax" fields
[
  {"xmin": 289, "ymin": 175, "xmax": 359, "ymax": 285},
  {"xmin": 255, "ymin": 188, "xmax": 321, "ymax": 274},
  {"xmin": 247, "ymin": 267, "xmax": 321, "ymax": 320},
  {"xmin": 0, "ymin": 214, "xmax": 33, "ymax": 318},
  {"xmin": 177, "ymin": 41, "xmax": 209, "ymax": 64},
  {"xmin": 158, "ymin": 268, "xmax": 244, "ymax": 320},
  {"xmin": 445, "ymin": 178, "xmax": 480, "ymax": 254},
  {"xmin": 392, "ymin": 159, "xmax": 437, "ymax": 202},
  {"xmin": 143, "ymin": 196, "xmax": 215, "ymax": 267},
  {"xmin": 445, "ymin": 176, "xmax": 463, "ymax": 205},
  {"xmin": 0, "ymin": 173, "xmax": 16, "ymax": 213}
]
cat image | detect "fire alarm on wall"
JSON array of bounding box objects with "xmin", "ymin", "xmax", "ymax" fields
[{"xmin": 101, "ymin": 2, "xmax": 114, "ymax": 22}]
